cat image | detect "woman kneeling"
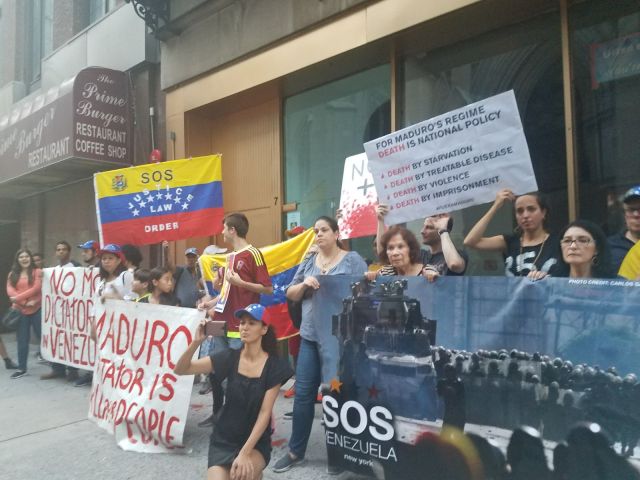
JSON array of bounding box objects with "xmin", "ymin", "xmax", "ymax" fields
[{"xmin": 174, "ymin": 304, "xmax": 293, "ymax": 480}]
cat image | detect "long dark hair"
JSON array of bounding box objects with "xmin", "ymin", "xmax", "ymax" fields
[
  {"xmin": 515, "ymin": 192, "xmax": 551, "ymax": 232},
  {"xmin": 559, "ymin": 220, "xmax": 615, "ymax": 279},
  {"xmin": 315, "ymin": 216, "xmax": 343, "ymax": 249},
  {"xmin": 99, "ymin": 254, "xmax": 127, "ymax": 281},
  {"xmin": 9, "ymin": 248, "xmax": 35, "ymax": 287},
  {"xmin": 260, "ymin": 325, "xmax": 278, "ymax": 357}
]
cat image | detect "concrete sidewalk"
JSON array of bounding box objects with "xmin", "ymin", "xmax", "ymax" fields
[{"xmin": 0, "ymin": 332, "xmax": 355, "ymax": 480}]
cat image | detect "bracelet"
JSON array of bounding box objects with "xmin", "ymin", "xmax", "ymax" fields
[{"xmin": 438, "ymin": 229, "xmax": 450, "ymax": 236}]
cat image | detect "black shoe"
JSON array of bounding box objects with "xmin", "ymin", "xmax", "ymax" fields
[
  {"xmin": 74, "ymin": 374, "xmax": 93, "ymax": 387},
  {"xmin": 272, "ymin": 453, "xmax": 305, "ymax": 473},
  {"xmin": 4, "ymin": 358, "xmax": 19, "ymax": 370},
  {"xmin": 10, "ymin": 370, "xmax": 27, "ymax": 379},
  {"xmin": 198, "ymin": 414, "xmax": 216, "ymax": 428},
  {"xmin": 283, "ymin": 411, "xmax": 293, "ymax": 420},
  {"xmin": 66, "ymin": 370, "xmax": 79, "ymax": 382}
]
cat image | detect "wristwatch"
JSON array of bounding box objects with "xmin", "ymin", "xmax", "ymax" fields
[{"xmin": 438, "ymin": 228, "xmax": 450, "ymax": 236}]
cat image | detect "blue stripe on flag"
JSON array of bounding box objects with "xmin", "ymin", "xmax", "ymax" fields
[
  {"xmin": 260, "ymin": 265, "xmax": 298, "ymax": 307},
  {"xmin": 98, "ymin": 182, "xmax": 222, "ymax": 224}
]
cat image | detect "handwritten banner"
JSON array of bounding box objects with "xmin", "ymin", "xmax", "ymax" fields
[
  {"xmin": 41, "ymin": 267, "xmax": 100, "ymax": 370},
  {"xmin": 364, "ymin": 90, "xmax": 537, "ymax": 224},
  {"xmin": 89, "ymin": 300, "xmax": 203, "ymax": 452},
  {"xmin": 338, "ymin": 153, "xmax": 378, "ymax": 239}
]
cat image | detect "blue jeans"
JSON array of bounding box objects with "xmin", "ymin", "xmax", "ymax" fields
[
  {"xmin": 17, "ymin": 309, "xmax": 41, "ymax": 371},
  {"xmin": 289, "ymin": 338, "xmax": 322, "ymax": 458}
]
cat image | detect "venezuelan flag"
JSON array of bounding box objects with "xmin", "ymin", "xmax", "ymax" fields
[
  {"xmin": 94, "ymin": 155, "xmax": 224, "ymax": 246},
  {"xmin": 199, "ymin": 228, "xmax": 316, "ymax": 339}
]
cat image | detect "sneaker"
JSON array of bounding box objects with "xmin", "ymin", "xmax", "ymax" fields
[
  {"xmin": 3, "ymin": 358, "xmax": 19, "ymax": 370},
  {"xmin": 40, "ymin": 371, "xmax": 65, "ymax": 380},
  {"xmin": 284, "ymin": 384, "xmax": 295, "ymax": 398},
  {"xmin": 10, "ymin": 370, "xmax": 27, "ymax": 379},
  {"xmin": 327, "ymin": 464, "xmax": 343, "ymax": 475},
  {"xmin": 74, "ymin": 374, "xmax": 93, "ymax": 387},
  {"xmin": 198, "ymin": 414, "xmax": 216, "ymax": 428},
  {"xmin": 35, "ymin": 353, "xmax": 47, "ymax": 364},
  {"xmin": 194, "ymin": 374, "xmax": 202, "ymax": 385},
  {"xmin": 283, "ymin": 411, "xmax": 293, "ymax": 420},
  {"xmin": 272, "ymin": 452, "xmax": 305, "ymax": 473}
]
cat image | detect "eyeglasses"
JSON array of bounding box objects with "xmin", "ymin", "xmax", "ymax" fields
[{"xmin": 560, "ymin": 237, "xmax": 593, "ymax": 247}]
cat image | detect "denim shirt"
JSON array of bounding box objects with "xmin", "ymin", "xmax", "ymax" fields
[{"xmin": 289, "ymin": 251, "xmax": 367, "ymax": 342}]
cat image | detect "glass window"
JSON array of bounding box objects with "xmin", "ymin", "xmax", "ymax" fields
[
  {"xmin": 400, "ymin": 13, "xmax": 567, "ymax": 275},
  {"xmin": 284, "ymin": 65, "xmax": 390, "ymax": 261},
  {"xmin": 570, "ymin": 0, "xmax": 640, "ymax": 235},
  {"xmin": 27, "ymin": 0, "xmax": 53, "ymax": 89}
]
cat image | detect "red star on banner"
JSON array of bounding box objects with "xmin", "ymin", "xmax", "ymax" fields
[
  {"xmin": 329, "ymin": 378, "xmax": 343, "ymax": 393},
  {"xmin": 368, "ymin": 384, "xmax": 382, "ymax": 399}
]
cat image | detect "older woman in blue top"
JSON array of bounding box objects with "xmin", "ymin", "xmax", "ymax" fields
[{"xmin": 273, "ymin": 216, "xmax": 367, "ymax": 473}]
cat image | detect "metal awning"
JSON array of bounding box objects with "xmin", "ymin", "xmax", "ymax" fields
[{"xmin": 0, "ymin": 67, "xmax": 133, "ymax": 198}]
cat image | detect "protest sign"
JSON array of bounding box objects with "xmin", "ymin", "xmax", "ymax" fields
[
  {"xmin": 94, "ymin": 154, "xmax": 224, "ymax": 246},
  {"xmin": 41, "ymin": 267, "xmax": 100, "ymax": 370},
  {"xmin": 89, "ymin": 300, "xmax": 203, "ymax": 452},
  {"xmin": 338, "ymin": 153, "xmax": 378, "ymax": 239},
  {"xmin": 364, "ymin": 91, "xmax": 537, "ymax": 224},
  {"xmin": 315, "ymin": 276, "xmax": 640, "ymax": 478}
]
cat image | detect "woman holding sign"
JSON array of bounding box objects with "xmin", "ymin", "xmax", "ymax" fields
[
  {"xmin": 464, "ymin": 189, "xmax": 565, "ymax": 278},
  {"xmin": 5, "ymin": 248, "xmax": 42, "ymax": 379},
  {"xmin": 174, "ymin": 304, "xmax": 292, "ymax": 480}
]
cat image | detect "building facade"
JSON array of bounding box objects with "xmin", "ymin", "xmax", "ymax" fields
[
  {"xmin": 0, "ymin": 0, "xmax": 163, "ymax": 308},
  {"xmin": 156, "ymin": 0, "xmax": 640, "ymax": 272}
]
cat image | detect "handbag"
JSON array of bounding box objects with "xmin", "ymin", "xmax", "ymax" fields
[
  {"xmin": 287, "ymin": 298, "xmax": 303, "ymax": 329},
  {"xmin": 1, "ymin": 308, "xmax": 22, "ymax": 330},
  {"xmin": 286, "ymin": 252, "xmax": 316, "ymax": 329}
]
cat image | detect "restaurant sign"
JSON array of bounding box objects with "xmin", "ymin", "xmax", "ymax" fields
[{"xmin": 0, "ymin": 67, "xmax": 132, "ymax": 183}]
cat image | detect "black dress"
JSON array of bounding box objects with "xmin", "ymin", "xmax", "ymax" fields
[{"xmin": 207, "ymin": 349, "xmax": 293, "ymax": 468}]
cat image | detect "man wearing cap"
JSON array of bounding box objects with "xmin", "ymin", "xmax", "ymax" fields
[
  {"xmin": 78, "ymin": 240, "xmax": 100, "ymax": 267},
  {"xmin": 172, "ymin": 247, "xmax": 202, "ymax": 309},
  {"xmin": 608, "ymin": 186, "xmax": 640, "ymax": 272}
]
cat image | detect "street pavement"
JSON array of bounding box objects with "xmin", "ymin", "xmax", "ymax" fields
[{"xmin": 0, "ymin": 332, "xmax": 356, "ymax": 480}]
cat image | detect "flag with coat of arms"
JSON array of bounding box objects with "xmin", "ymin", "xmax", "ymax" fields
[{"xmin": 93, "ymin": 155, "xmax": 224, "ymax": 245}]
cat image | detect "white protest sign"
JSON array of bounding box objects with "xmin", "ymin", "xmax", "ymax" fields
[
  {"xmin": 338, "ymin": 153, "xmax": 378, "ymax": 239},
  {"xmin": 364, "ymin": 90, "xmax": 538, "ymax": 224},
  {"xmin": 41, "ymin": 267, "xmax": 100, "ymax": 370},
  {"xmin": 89, "ymin": 300, "xmax": 203, "ymax": 453}
]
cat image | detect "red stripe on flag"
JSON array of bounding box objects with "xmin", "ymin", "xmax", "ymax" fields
[
  {"xmin": 264, "ymin": 303, "xmax": 299, "ymax": 340},
  {"xmin": 101, "ymin": 207, "xmax": 225, "ymax": 245}
]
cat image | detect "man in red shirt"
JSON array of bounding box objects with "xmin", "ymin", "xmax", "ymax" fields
[{"xmin": 200, "ymin": 212, "xmax": 272, "ymax": 427}]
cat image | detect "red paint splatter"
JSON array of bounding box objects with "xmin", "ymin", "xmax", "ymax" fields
[{"xmin": 340, "ymin": 201, "xmax": 378, "ymax": 239}]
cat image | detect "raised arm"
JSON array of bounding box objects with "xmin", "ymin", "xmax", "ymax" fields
[
  {"xmin": 376, "ymin": 204, "xmax": 390, "ymax": 257},
  {"xmin": 434, "ymin": 216, "xmax": 466, "ymax": 273},
  {"xmin": 173, "ymin": 320, "xmax": 214, "ymax": 376},
  {"xmin": 463, "ymin": 189, "xmax": 513, "ymax": 252}
]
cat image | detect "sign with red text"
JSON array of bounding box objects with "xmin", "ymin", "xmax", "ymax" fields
[
  {"xmin": 338, "ymin": 153, "xmax": 378, "ymax": 239},
  {"xmin": 364, "ymin": 90, "xmax": 537, "ymax": 224},
  {"xmin": 89, "ymin": 300, "xmax": 203, "ymax": 452},
  {"xmin": 41, "ymin": 267, "xmax": 101, "ymax": 370}
]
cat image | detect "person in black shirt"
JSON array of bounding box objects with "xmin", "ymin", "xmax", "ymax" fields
[
  {"xmin": 174, "ymin": 304, "xmax": 293, "ymax": 480},
  {"xmin": 464, "ymin": 189, "xmax": 565, "ymax": 279}
]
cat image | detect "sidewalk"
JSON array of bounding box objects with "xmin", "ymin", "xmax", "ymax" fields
[{"xmin": 0, "ymin": 332, "xmax": 353, "ymax": 480}]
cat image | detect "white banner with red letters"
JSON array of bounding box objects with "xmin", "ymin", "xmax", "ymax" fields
[
  {"xmin": 88, "ymin": 299, "xmax": 203, "ymax": 453},
  {"xmin": 41, "ymin": 267, "xmax": 100, "ymax": 370}
]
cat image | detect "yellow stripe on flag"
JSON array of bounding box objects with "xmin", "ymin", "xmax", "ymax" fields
[{"xmin": 95, "ymin": 155, "xmax": 222, "ymax": 199}]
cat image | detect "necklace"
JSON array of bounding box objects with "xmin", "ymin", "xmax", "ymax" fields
[
  {"xmin": 318, "ymin": 250, "xmax": 341, "ymax": 274},
  {"xmin": 519, "ymin": 233, "xmax": 548, "ymax": 271}
]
